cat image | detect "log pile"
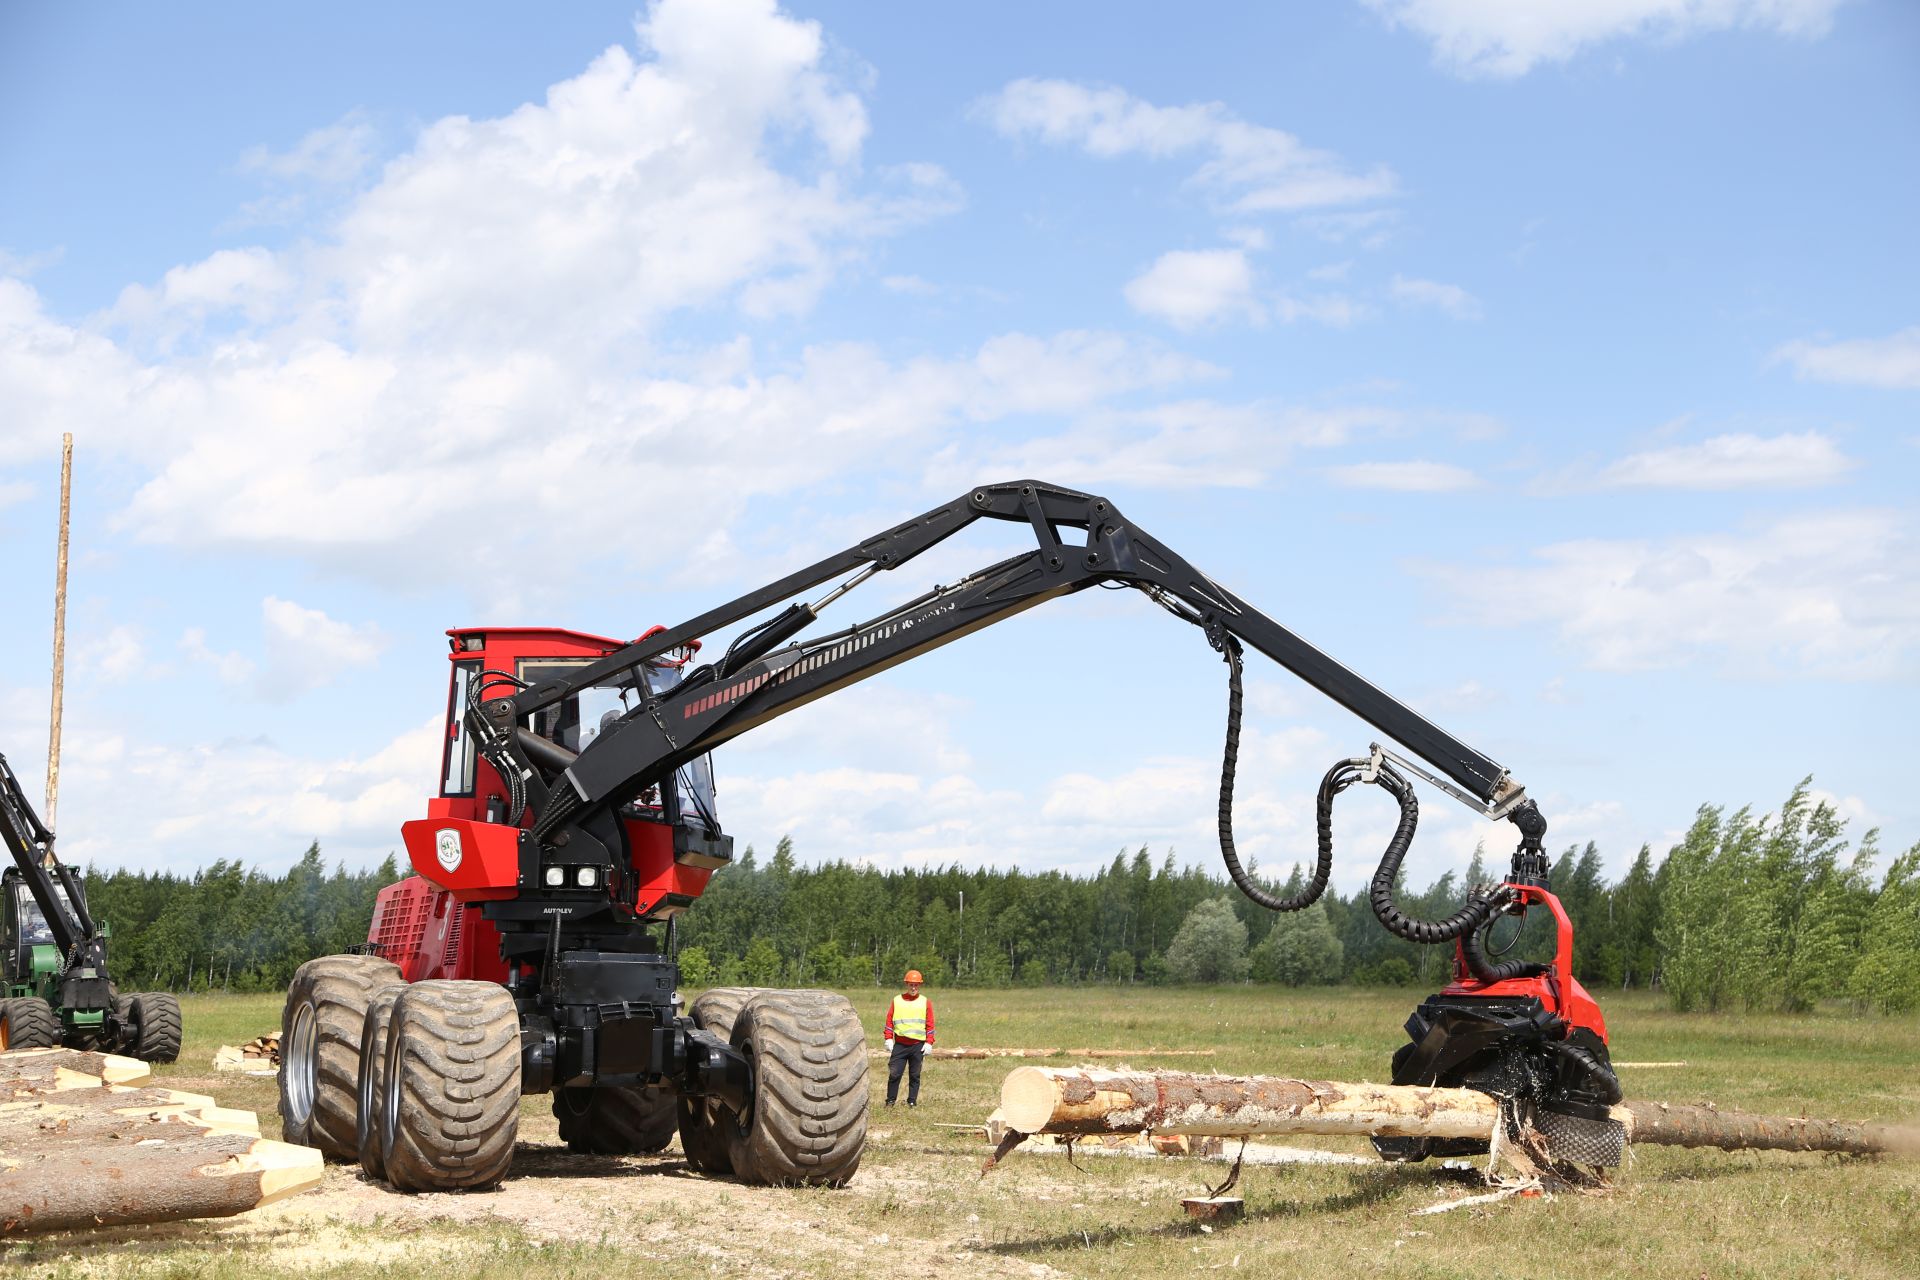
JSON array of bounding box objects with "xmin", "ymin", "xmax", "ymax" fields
[
  {"xmin": 0, "ymin": 1047, "xmax": 322, "ymax": 1236},
  {"xmin": 212, "ymin": 1033, "xmax": 281, "ymax": 1076},
  {"xmin": 995, "ymin": 1066, "xmax": 1920, "ymax": 1160}
]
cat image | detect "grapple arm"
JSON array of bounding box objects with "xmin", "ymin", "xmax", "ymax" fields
[{"xmin": 491, "ymin": 481, "xmax": 1530, "ymax": 854}]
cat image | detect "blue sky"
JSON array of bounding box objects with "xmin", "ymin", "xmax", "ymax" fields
[{"xmin": 1, "ymin": 0, "xmax": 1914, "ymax": 892}]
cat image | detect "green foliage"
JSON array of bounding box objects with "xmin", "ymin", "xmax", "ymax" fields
[
  {"xmin": 80, "ymin": 844, "xmax": 404, "ymax": 992},
  {"xmin": 676, "ymin": 944, "xmax": 714, "ymax": 988},
  {"xmin": 76, "ymin": 778, "xmax": 1920, "ymax": 1014},
  {"xmin": 1249, "ymin": 901, "xmax": 1343, "ymax": 985},
  {"xmin": 1350, "ymin": 957, "xmax": 1417, "ymax": 987},
  {"xmin": 1848, "ymin": 843, "xmax": 1920, "ymax": 1014},
  {"xmin": 1162, "ymin": 898, "xmax": 1250, "ymax": 984}
]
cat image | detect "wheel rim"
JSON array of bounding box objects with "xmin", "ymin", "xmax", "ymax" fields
[
  {"xmin": 358, "ymin": 1028, "xmax": 382, "ymax": 1143},
  {"xmin": 286, "ymin": 1001, "xmax": 318, "ymax": 1126},
  {"xmin": 380, "ymin": 1003, "xmax": 403, "ymax": 1161}
]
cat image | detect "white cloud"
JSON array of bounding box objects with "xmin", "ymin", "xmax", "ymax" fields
[
  {"xmin": 930, "ymin": 400, "xmax": 1412, "ymax": 493},
  {"xmin": 1327, "ymin": 459, "xmax": 1480, "ymax": 491},
  {"xmin": 1273, "ymin": 292, "xmax": 1366, "ymax": 327},
  {"xmin": 1124, "ymin": 249, "xmax": 1264, "ymax": 329},
  {"xmin": 978, "ymin": 78, "xmax": 1395, "ymax": 214},
  {"xmin": 239, "ymin": 112, "xmax": 379, "ymax": 186},
  {"xmin": 108, "ymin": 248, "xmax": 295, "ymax": 333},
  {"xmin": 1, "ymin": 3, "xmax": 1250, "ymax": 602},
  {"xmin": 1363, "ymin": 0, "xmax": 1846, "ymax": 79},
  {"xmin": 1597, "ymin": 431, "xmax": 1856, "ymax": 489},
  {"xmin": 0, "ymin": 247, "xmax": 63, "ymax": 278},
  {"xmin": 0, "ymin": 479, "xmax": 31, "ymax": 510},
  {"xmin": 51, "ymin": 717, "xmax": 441, "ymax": 872},
  {"xmin": 181, "ymin": 599, "xmax": 385, "ymax": 701},
  {"xmin": 1389, "ymin": 274, "xmax": 1482, "ymax": 320},
  {"xmin": 1772, "ymin": 326, "xmax": 1920, "ymax": 389},
  {"xmin": 1294, "ymin": 209, "xmax": 1398, "ymax": 249},
  {"xmin": 1422, "ymin": 509, "xmax": 1920, "ymax": 677},
  {"xmin": 258, "ymin": 597, "xmax": 386, "ymax": 699},
  {"xmin": 181, "ymin": 628, "xmax": 256, "ymax": 686},
  {"xmin": 880, "ymin": 274, "xmax": 937, "ymax": 295},
  {"xmin": 721, "ymin": 720, "xmax": 1331, "ymax": 876},
  {"xmin": 76, "ymin": 625, "xmax": 146, "ymax": 684}
]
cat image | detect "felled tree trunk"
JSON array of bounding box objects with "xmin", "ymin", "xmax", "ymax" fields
[
  {"xmin": 871, "ymin": 1046, "xmax": 1220, "ymax": 1061},
  {"xmin": 0, "ymin": 1048, "xmax": 149, "ymax": 1098},
  {"xmin": 1000, "ymin": 1067, "xmax": 1501, "ymax": 1140},
  {"xmin": 0, "ymin": 1127, "xmax": 319, "ymax": 1234},
  {"xmin": 0, "ymin": 1046, "xmax": 323, "ymax": 1235},
  {"xmin": 1619, "ymin": 1101, "xmax": 1920, "ymax": 1157},
  {"xmin": 998, "ymin": 1068, "xmax": 1920, "ymax": 1157}
]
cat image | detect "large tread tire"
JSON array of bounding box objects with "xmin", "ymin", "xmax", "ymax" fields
[
  {"xmin": 724, "ymin": 990, "xmax": 868, "ymax": 1187},
  {"xmin": 554, "ymin": 1085, "xmax": 679, "ymax": 1155},
  {"xmin": 380, "ymin": 980, "xmax": 521, "ymax": 1192},
  {"xmin": 677, "ymin": 987, "xmax": 761, "ymax": 1175},
  {"xmin": 280, "ymin": 954, "xmax": 402, "ymax": 1157},
  {"xmin": 128, "ymin": 992, "xmax": 183, "ymax": 1063},
  {"xmin": 0, "ymin": 998, "xmax": 57, "ymax": 1050},
  {"xmin": 355, "ymin": 986, "xmax": 406, "ymax": 1179}
]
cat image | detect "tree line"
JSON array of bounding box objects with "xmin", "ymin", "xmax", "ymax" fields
[{"xmin": 77, "ymin": 780, "xmax": 1920, "ymax": 1015}]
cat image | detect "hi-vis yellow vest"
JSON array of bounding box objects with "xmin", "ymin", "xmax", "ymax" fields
[{"xmin": 890, "ymin": 994, "xmax": 928, "ymax": 1041}]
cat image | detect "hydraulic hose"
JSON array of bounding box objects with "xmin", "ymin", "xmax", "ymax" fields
[
  {"xmin": 1360, "ymin": 758, "xmax": 1506, "ymax": 946},
  {"xmin": 1210, "ymin": 630, "xmax": 1514, "ymax": 971},
  {"xmin": 1544, "ymin": 1038, "xmax": 1624, "ymax": 1106},
  {"xmin": 1214, "ymin": 636, "xmax": 1333, "ymax": 912},
  {"xmin": 1459, "ymin": 914, "xmax": 1550, "ymax": 983}
]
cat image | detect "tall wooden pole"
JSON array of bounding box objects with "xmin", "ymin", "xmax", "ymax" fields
[{"xmin": 45, "ymin": 433, "xmax": 72, "ymax": 833}]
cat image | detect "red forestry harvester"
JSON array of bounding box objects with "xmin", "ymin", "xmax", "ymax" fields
[{"xmin": 280, "ymin": 480, "xmax": 1619, "ymax": 1190}]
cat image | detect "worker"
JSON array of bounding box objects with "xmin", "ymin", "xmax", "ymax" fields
[{"xmin": 882, "ymin": 968, "xmax": 935, "ymax": 1108}]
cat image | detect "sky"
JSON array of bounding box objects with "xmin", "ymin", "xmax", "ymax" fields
[{"xmin": 0, "ymin": 0, "xmax": 1914, "ymax": 895}]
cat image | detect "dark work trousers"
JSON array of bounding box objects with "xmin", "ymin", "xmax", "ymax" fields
[{"xmin": 886, "ymin": 1038, "xmax": 927, "ymax": 1105}]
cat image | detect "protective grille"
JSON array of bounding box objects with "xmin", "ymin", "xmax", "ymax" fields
[
  {"xmin": 441, "ymin": 902, "xmax": 466, "ymax": 968},
  {"xmin": 1537, "ymin": 1110, "xmax": 1626, "ymax": 1167},
  {"xmin": 373, "ymin": 887, "xmax": 430, "ymax": 966}
]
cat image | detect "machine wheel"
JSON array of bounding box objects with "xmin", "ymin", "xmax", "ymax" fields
[
  {"xmin": 355, "ymin": 986, "xmax": 407, "ymax": 1179},
  {"xmin": 379, "ymin": 980, "xmax": 521, "ymax": 1192},
  {"xmin": 0, "ymin": 997, "xmax": 58, "ymax": 1050},
  {"xmin": 128, "ymin": 992, "xmax": 183, "ymax": 1063},
  {"xmin": 677, "ymin": 987, "xmax": 759, "ymax": 1174},
  {"xmin": 280, "ymin": 954, "xmax": 403, "ymax": 1158},
  {"xmin": 108, "ymin": 994, "xmax": 135, "ymax": 1052},
  {"xmin": 723, "ymin": 990, "xmax": 868, "ymax": 1187},
  {"xmin": 553, "ymin": 1085, "xmax": 679, "ymax": 1155}
]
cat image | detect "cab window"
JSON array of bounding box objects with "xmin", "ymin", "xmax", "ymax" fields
[{"xmin": 442, "ymin": 660, "xmax": 479, "ymax": 796}]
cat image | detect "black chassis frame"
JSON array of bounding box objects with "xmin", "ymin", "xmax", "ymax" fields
[{"xmin": 463, "ymin": 480, "xmax": 1538, "ymax": 1108}]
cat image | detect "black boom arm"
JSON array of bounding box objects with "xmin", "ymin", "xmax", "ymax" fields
[
  {"xmin": 0, "ymin": 750, "xmax": 97, "ymax": 956},
  {"xmin": 485, "ymin": 481, "xmax": 1530, "ymax": 856}
]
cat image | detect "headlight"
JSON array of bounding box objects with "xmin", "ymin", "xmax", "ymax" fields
[
  {"xmin": 576, "ymin": 866, "xmax": 597, "ymax": 887},
  {"xmin": 543, "ymin": 867, "xmax": 565, "ymax": 887}
]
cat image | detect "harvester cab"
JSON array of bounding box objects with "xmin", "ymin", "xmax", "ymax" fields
[
  {"xmin": 281, "ymin": 479, "xmax": 1617, "ymax": 1192},
  {"xmin": 0, "ymin": 750, "xmax": 181, "ymax": 1059}
]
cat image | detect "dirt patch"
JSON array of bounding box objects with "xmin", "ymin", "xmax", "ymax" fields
[{"xmin": 48, "ymin": 1135, "xmax": 1075, "ymax": 1280}]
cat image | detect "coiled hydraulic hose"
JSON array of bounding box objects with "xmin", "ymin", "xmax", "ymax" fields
[
  {"xmin": 1459, "ymin": 914, "xmax": 1550, "ymax": 983},
  {"xmin": 1211, "ymin": 631, "xmax": 1522, "ymax": 982}
]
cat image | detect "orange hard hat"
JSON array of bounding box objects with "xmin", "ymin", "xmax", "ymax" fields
[{"xmin": 904, "ymin": 969, "xmax": 924, "ymax": 984}]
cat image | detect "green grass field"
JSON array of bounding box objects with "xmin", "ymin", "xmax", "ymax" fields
[{"xmin": 8, "ymin": 986, "xmax": 1919, "ymax": 1279}]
